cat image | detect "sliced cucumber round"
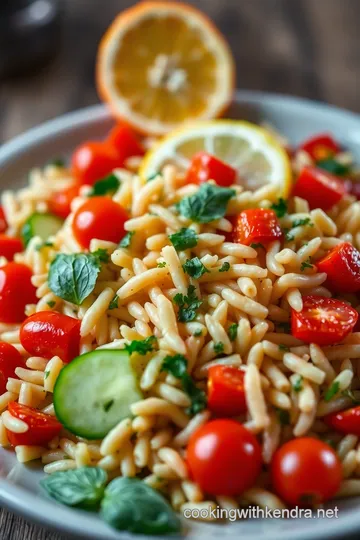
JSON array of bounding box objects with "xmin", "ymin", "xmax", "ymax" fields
[
  {"xmin": 21, "ymin": 212, "xmax": 63, "ymax": 246},
  {"xmin": 53, "ymin": 350, "xmax": 143, "ymax": 439}
]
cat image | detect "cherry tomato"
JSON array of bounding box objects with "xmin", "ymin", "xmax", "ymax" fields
[
  {"xmin": 231, "ymin": 208, "xmax": 282, "ymax": 246},
  {"xmin": 6, "ymin": 402, "xmax": 62, "ymax": 447},
  {"xmin": 72, "ymin": 196, "xmax": 128, "ymax": 249},
  {"xmin": 324, "ymin": 405, "xmax": 360, "ymax": 436},
  {"xmin": 48, "ymin": 184, "xmax": 80, "ymax": 219},
  {"xmin": 107, "ymin": 124, "xmax": 144, "ymax": 160},
  {"xmin": 187, "ymin": 419, "xmax": 261, "ymax": 496},
  {"xmin": 293, "ymin": 166, "xmax": 346, "ymax": 210},
  {"xmin": 207, "ymin": 366, "xmax": 247, "ymax": 417},
  {"xmin": 271, "ymin": 437, "xmax": 342, "ymax": 506},
  {"xmin": 299, "ymin": 133, "xmax": 340, "ymax": 161},
  {"xmin": 185, "ymin": 152, "xmax": 237, "ymax": 187},
  {"xmin": 291, "ymin": 295, "xmax": 358, "ymax": 346},
  {"xmin": 317, "ymin": 242, "xmax": 360, "ymax": 294},
  {"xmin": 20, "ymin": 311, "xmax": 81, "ymax": 364},
  {"xmin": 72, "ymin": 141, "xmax": 122, "ymax": 186},
  {"xmin": 0, "ymin": 207, "xmax": 7, "ymax": 233},
  {"xmin": 0, "ymin": 263, "xmax": 37, "ymax": 323},
  {"xmin": 0, "ymin": 235, "xmax": 23, "ymax": 261},
  {"xmin": 0, "ymin": 342, "xmax": 24, "ymax": 394}
]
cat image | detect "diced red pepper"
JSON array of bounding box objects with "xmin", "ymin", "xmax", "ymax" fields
[
  {"xmin": 207, "ymin": 365, "xmax": 247, "ymax": 417},
  {"xmin": 185, "ymin": 152, "xmax": 237, "ymax": 187},
  {"xmin": 317, "ymin": 242, "xmax": 360, "ymax": 293},
  {"xmin": 300, "ymin": 133, "xmax": 340, "ymax": 161},
  {"xmin": 231, "ymin": 208, "xmax": 282, "ymax": 246},
  {"xmin": 293, "ymin": 166, "xmax": 346, "ymax": 210}
]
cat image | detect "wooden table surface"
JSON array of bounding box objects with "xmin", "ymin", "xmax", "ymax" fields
[{"xmin": 0, "ymin": 0, "xmax": 360, "ymax": 537}]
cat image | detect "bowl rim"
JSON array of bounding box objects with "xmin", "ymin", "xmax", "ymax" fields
[{"xmin": 1, "ymin": 90, "xmax": 360, "ymax": 540}]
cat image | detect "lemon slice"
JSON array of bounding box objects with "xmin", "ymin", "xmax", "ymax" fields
[{"xmin": 140, "ymin": 120, "xmax": 292, "ymax": 196}]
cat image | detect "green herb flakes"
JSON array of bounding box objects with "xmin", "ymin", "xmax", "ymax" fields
[
  {"xmin": 183, "ymin": 257, "xmax": 209, "ymax": 279},
  {"xmin": 169, "ymin": 228, "xmax": 198, "ymax": 251}
]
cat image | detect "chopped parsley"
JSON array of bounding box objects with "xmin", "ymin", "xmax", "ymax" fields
[
  {"xmin": 214, "ymin": 342, "xmax": 224, "ymax": 355},
  {"xmin": 291, "ymin": 217, "xmax": 314, "ymax": 228},
  {"xmin": 250, "ymin": 242, "xmax": 265, "ymax": 250},
  {"xmin": 36, "ymin": 240, "xmax": 54, "ymax": 251},
  {"xmin": 103, "ymin": 399, "xmax": 114, "ymax": 412},
  {"xmin": 227, "ymin": 323, "xmax": 238, "ymax": 341},
  {"xmin": 173, "ymin": 285, "xmax": 202, "ymax": 323},
  {"xmin": 169, "ymin": 228, "xmax": 198, "ymax": 251},
  {"xmin": 219, "ymin": 262, "xmax": 230, "ymax": 272},
  {"xmin": 324, "ymin": 380, "xmax": 340, "ymax": 402},
  {"xmin": 44, "ymin": 370, "xmax": 50, "ymax": 380},
  {"xmin": 176, "ymin": 183, "xmax": 235, "ymax": 223},
  {"xmin": 271, "ymin": 198, "xmax": 288, "ymax": 218},
  {"xmin": 147, "ymin": 172, "xmax": 162, "ymax": 182},
  {"xmin": 278, "ymin": 344, "xmax": 290, "ymax": 352},
  {"xmin": 182, "ymin": 257, "xmax": 209, "ymax": 279},
  {"xmin": 124, "ymin": 336, "xmax": 158, "ymax": 356},
  {"xmin": 292, "ymin": 375, "xmax": 303, "ymax": 393},
  {"xmin": 46, "ymin": 301, "xmax": 56, "ymax": 309},
  {"xmin": 276, "ymin": 408, "xmax": 290, "ymax": 425},
  {"xmin": 193, "ymin": 329, "xmax": 203, "ymax": 337},
  {"xmin": 89, "ymin": 174, "xmax": 120, "ymax": 197},
  {"xmin": 119, "ymin": 231, "xmax": 135, "ymax": 248},
  {"xmin": 316, "ymin": 158, "xmax": 351, "ymax": 177},
  {"xmin": 91, "ymin": 248, "xmax": 110, "ymax": 263},
  {"xmin": 157, "ymin": 261, "xmax": 167, "ymax": 268},
  {"xmin": 300, "ymin": 258, "xmax": 313, "ymax": 272},
  {"xmin": 108, "ymin": 295, "xmax": 118, "ymax": 310},
  {"xmin": 161, "ymin": 354, "xmax": 206, "ymax": 415}
]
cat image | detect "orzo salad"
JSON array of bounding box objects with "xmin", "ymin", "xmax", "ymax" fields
[{"xmin": 1, "ymin": 119, "xmax": 360, "ymax": 534}]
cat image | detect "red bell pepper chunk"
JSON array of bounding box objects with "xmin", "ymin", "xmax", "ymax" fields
[
  {"xmin": 317, "ymin": 242, "xmax": 360, "ymax": 293},
  {"xmin": 293, "ymin": 166, "xmax": 346, "ymax": 210},
  {"xmin": 185, "ymin": 152, "xmax": 237, "ymax": 187},
  {"xmin": 231, "ymin": 208, "xmax": 282, "ymax": 246},
  {"xmin": 207, "ymin": 365, "xmax": 247, "ymax": 417},
  {"xmin": 300, "ymin": 133, "xmax": 340, "ymax": 161}
]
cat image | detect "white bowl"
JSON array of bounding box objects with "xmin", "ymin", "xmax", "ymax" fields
[{"xmin": 1, "ymin": 91, "xmax": 360, "ymax": 540}]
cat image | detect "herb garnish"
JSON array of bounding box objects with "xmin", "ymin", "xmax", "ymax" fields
[
  {"xmin": 173, "ymin": 285, "xmax": 202, "ymax": 322},
  {"xmin": 324, "ymin": 381, "xmax": 340, "ymax": 402},
  {"xmin": 125, "ymin": 336, "xmax": 157, "ymax": 356},
  {"xmin": 292, "ymin": 375, "xmax": 303, "ymax": 393},
  {"xmin": 108, "ymin": 295, "xmax": 119, "ymax": 310},
  {"xmin": 271, "ymin": 198, "xmax": 288, "ymax": 218},
  {"xmin": 176, "ymin": 183, "xmax": 235, "ymax": 223},
  {"xmin": 219, "ymin": 262, "xmax": 230, "ymax": 272},
  {"xmin": 182, "ymin": 257, "xmax": 209, "ymax": 279},
  {"xmin": 119, "ymin": 231, "xmax": 135, "ymax": 248},
  {"xmin": 214, "ymin": 342, "xmax": 224, "ymax": 355},
  {"xmin": 89, "ymin": 174, "xmax": 120, "ymax": 197},
  {"xmin": 169, "ymin": 228, "xmax": 198, "ymax": 251}
]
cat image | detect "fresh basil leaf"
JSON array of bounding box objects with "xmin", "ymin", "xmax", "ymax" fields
[
  {"xmin": 176, "ymin": 183, "xmax": 235, "ymax": 223},
  {"xmin": 161, "ymin": 354, "xmax": 206, "ymax": 415},
  {"xmin": 125, "ymin": 336, "xmax": 157, "ymax": 356},
  {"xmin": 316, "ymin": 158, "xmax": 350, "ymax": 177},
  {"xmin": 182, "ymin": 257, "xmax": 209, "ymax": 279},
  {"xmin": 227, "ymin": 323, "xmax": 238, "ymax": 341},
  {"xmin": 119, "ymin": 231, "xmax": 135, "ymax": 248},
  {"xmin": 214, "ymin": 342, "xmax": 224, "ymax": 355},
  {"xmin": 173, "ymin": 285, "xmax": 202, "ymax": 323},
  {"xmin": 100, "ymin": 477, "xmax": 181, "ymax": 535},
  {"xmin": 325, "ymin": 381, "xmax": 340, "ymax": 402},
  {"xmin": 169, "ymin": 228, "xmax": 198, "ymax": 251},
  {"xmin": 48, "ymin": 253, "xmax": 101, "ymax": 305},
  {"xmin": 40, "ymin": 467, "xmax": 107, "ymax": 510},
  {"xmin": 219, "ymin": 262, "xmax": 230, "ymax": 272},
  {"xmin": 271, "ymin": 198, "xmax": 287, "ymax": 218},
  {"xmin": 89, "ymin": 174, "xmax": 120, "ymax": 196},
  {"xmin": 108, "ymin": 295, "xmax": 118, "ymax": 310}
]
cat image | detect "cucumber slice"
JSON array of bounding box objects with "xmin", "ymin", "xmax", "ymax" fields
[
  {"xmin": 21, "ymin": 212, "xmax": 63, "ymax": 246},
  {"xmin": 53, "ymin": 350, "xmax": 143, "ymax": 439}
]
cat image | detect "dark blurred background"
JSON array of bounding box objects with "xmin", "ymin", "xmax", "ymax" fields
[
  {"xmin": 0, "ymin": 0, "xmax": 360, "ymax": 538},
  {"xmin": 1, "ymin": 0, "xmax": 359, "ymax": 146}
]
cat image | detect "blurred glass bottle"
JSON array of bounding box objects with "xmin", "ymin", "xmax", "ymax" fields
[{"xmin": 0, "ymin": 0, "xmax": 62, "ymax": 79}]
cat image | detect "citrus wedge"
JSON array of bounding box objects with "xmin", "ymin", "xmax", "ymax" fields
[
  {"xmin": 96, "ymin": 1, "xmax": 235, "ymax": 136},
  {"xmin": 140, "ymin": 120, "xmax": 292, "ymax": 196}
]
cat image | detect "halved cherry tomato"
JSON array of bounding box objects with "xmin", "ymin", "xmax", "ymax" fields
[
  {"xmin": 48, "ymin": 184, "xmax": 80, "ymax": 219},
  {"xmin": 0, "ymin": 235, "xmax": 23, "ymax": 261},
  {"xmin": 324, "ymin": 405, "xmax": 360, "ymax": 436},
  {"xmin": 107, "ymin": 124, "xmax": 144, "ymax": 160},
  {"xmin": 299, "ymin": 133, "xmax": 340, "ymax": 161},
  {"xmin": 72, "ymin": 141, "xmax": 122, "ymax": 186},
  {"xmin": 317, "ymin": 242, "xmax": 360, "ymax": 293},
  {"xmin": 0, "ymin": 263, "xmax": 37, "ymax": 323},
  {"xmin": 207, "ymin": 365, "xmax": 247, "ymax": 417},
  {"xmin": 185, "ymin": 152, "xmax": 237, "ymax": 187},
  {"xmin": 291, "ymin": 295, "xmax": 358, "ymax": 346},
  {"xmin": 20, "ymin": 311, "xmax": 81, "ymax": 364},
  {"xmin": 293, "ymin": 166, "xmax": 346, "ymax": 210},
  {"xmin": 0, "ymin": 342, "xmax": 24, "ymax": 394},
  {"xmin": 271, "ymin": 437, "xmax": 342, "ymax": 506},
  {"xmin": 187, "ymin": 419, "xmax": 261, "ymax": 496},
  {"xmin": 231, "ymin": 208, "xmax": 282, "ymax": 246},
  {"xmin": 72, "ymin": 196, "xmax": 128, "ymax": 249},
  {"xmin": 0, "ymin": 207, "xmax": 7, "ymax": 233},
  {"xmin": 6, "ymin": 402, "xmax": 62, "ymax": 447}
]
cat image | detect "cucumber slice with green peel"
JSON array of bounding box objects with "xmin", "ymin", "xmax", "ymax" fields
[
  {"xmin": 21, "ymin": 212, "xmax": 63, "ymax": 246},
  {"xmin": 53, "ymin": 350, "xmax": 143, "ymax": 439}
]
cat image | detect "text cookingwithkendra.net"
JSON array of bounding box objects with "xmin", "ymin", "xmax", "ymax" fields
[{"xmin": 183, "ymin": 506, "xmax": 339, "ymax": 521}]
